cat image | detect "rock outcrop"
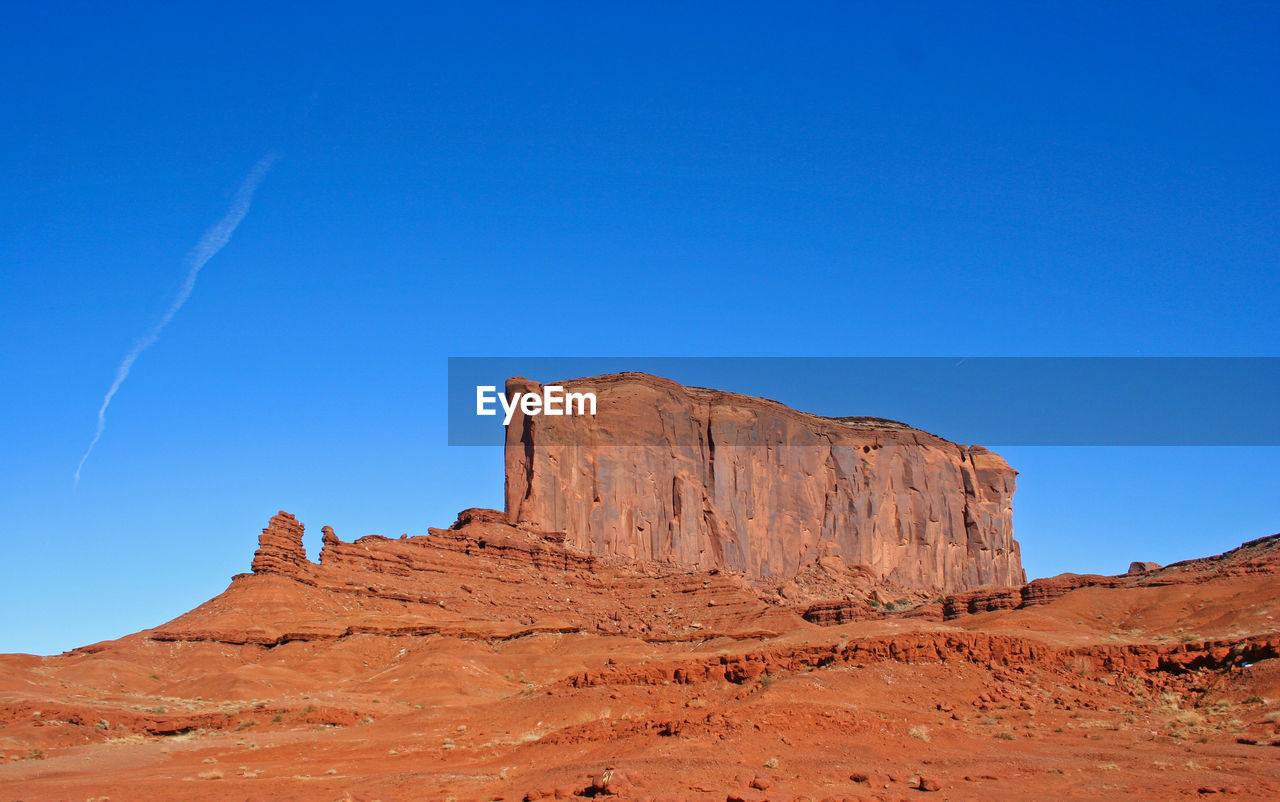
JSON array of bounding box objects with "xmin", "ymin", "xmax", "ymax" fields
[
  {"xmin": 504, "ymin": 373, "xmax": 1024, "ymax": 592},
  {"xmin": 250, "ymin": 511, "xmax": 308, "ymax": 574},
  {"xmin": 160, "ymin": 509, "xmax": 802, "ymax": 646}
]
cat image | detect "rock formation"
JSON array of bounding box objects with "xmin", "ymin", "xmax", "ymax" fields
[
  {"xmin": 505, "ymin": 372, "xmax": 1024, "ymax": 592},
  {"xmin": 249, "ymin": 511, "xmax": 308, "ymax": 574}
]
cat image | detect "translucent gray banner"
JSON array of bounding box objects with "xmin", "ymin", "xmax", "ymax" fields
[{"xmin": 448, "ymin": 357, "xmax": 1280, "ymax": 446}]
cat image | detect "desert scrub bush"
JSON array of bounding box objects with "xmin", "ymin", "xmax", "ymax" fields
[
  {"xmin": 1164, "ymin": 709, "xmax": 1208, "ymax": 740},
  {"xmin": 517, "ymin": 728, "xmax": 544, "ymax": 745},
  {"xmin": 907, "ymin": 725, "xmax": 931, "ymax": 742}
]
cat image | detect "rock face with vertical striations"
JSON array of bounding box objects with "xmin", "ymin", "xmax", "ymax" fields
[{"xmin": 504, "ymin": 372, "xmax": 1024, "ymax": 593}]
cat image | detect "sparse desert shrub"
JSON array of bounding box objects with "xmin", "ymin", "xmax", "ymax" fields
[
  {"xmin": 518, "ymin": 729, "xmax": 544, "ymax": 745},
  {"xmin": 1170, "ymin": 710, "xmax": 1205, "ymax": 730},
  {"xmin": 907, "ymin": 725, "xmax": 931, "ymax": 742},
  {"xmin": 1079, "ymin": 718, "xmax": 1123, "ymax": 731}
]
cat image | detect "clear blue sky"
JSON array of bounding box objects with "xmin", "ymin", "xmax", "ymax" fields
[{"xmin": 2, "ymin": 2, "xmax": 1276, "ymax": 655}]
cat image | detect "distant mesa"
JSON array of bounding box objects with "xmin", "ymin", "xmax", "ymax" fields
[{"xmin": 504, "ymin": 372, "xmax": 1024, "ymax": 593}]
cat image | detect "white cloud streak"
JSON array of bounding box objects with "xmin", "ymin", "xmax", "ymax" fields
[{"xmin": 74, "ymin": 153, "xmax": 278, "ymax": 485}]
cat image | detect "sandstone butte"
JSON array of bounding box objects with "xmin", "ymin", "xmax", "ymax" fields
[
  {"xmin": 505, "ymin": 372, "xmax": 1024, "ymax": 593},
  {"xmin": 2, "ymin": 378, "xmax": 1279, "ymax": 800}
]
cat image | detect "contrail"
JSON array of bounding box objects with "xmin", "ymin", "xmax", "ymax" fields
[{"xmin": 74, "ymin": 153, "xmax": 278, "ymax": 485}]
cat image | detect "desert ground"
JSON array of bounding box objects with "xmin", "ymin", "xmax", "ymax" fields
[{"xmin": 1, "ymin": 509, "xmax": 1278, "ymax": 800}]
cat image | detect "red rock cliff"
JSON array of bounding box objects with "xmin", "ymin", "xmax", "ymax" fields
[{"xmin": 504, "ymin": 373, "xmax": 1024, "ymax": 592}]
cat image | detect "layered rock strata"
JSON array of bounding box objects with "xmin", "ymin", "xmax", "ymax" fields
[
  {"xmin": 249, "ymin": 511, "xmax": 308, "ymax": 574},
  {"xmin": 154, "ymin": 509, "xmax": 800, "ymax": 646},
  {"xmin": 504, "ymin": 372, "xmax": 1024, "ymax": 592},
  {"xmin": 939, "ymin": 533, "xmax": 1280, "ymax": 621}
]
